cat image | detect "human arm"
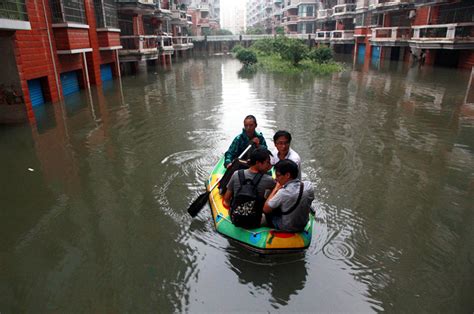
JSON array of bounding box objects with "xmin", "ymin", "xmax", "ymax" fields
[
  {"xmin": 224, "ymin": 136, "xmax": 241, "ymax": 167},
  {"xmin": 263, "ymin": 182, "xmax": 282, "ymax": 214},
  {"xmin": 223, "ymin": 172, "xmax": 238, "ymax": 207}
]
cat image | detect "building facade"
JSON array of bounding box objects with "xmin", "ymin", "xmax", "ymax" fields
[
  {"xmin": 0, "ymin": 0, "xmax": 220, "ymax": 123},
  {"xmin": 245, "ymin": 0, "xmax": 474, "ymax": 68}
]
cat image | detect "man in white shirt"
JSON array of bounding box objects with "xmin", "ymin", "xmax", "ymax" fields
[{"xmin": 270, "ymin": 130, "xmax": 301, "ymax": 179}]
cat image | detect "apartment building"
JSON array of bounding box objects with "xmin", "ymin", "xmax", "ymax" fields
[
  {"xmin": 187, "ymin": 0, "xmax": 221, "ymax": 35},
  {"xmin": 0, "ymin": 0, "xmax": 122, "ymax": 122},
  {"xmin": 0, "ymin": 0, "xmax": 215, "ymax": 123},
  {"xmin": 246, "ymin": 0, "xmax": 474, "ymax": 69}
]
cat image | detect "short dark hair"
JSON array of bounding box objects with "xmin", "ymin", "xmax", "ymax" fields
[
  {"xmin": 273, "ymin": 130, "xmax": 292, "ymax": 143},
  {"xmin": 244, "ymin": 115, "xmax": 257, "ymax": 124},
  {"xmin": 249, "ymin": 147, "xmax": 271, "ymax": 166},
  {"xmin": 274, "ymin": 159, "xmax": 298, "ymax": 179}
]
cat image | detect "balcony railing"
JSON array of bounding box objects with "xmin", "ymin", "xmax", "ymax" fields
[
  {"xmin": 198, "ymin": 3, "xmax": 209, "ymax": 11},
  {"xmin": 333, "ymin": 4, "xmax": 356, "ymax": 16},
  {"xmin": 411, "ymin": 23, "xmax": 474, "ymax": 43},
  {"xmin": 331, "ymin": 30, "xmax": 355, "ymax": 40},
  {"xmin": 120, "ymin": 35, "xmax": 158, "ymax": 52},
  {"xmin": 172, "ymin": 36, "xmax": 193, "ymax": 50},
  {"xmin": 316, "ymin": 31, "xmax": 331, "ymax": 39},
  {"xmin": 0, "ymin": 0, "xmax": 28, "ymax": 21},
  {"xmin": 317, "ymin": 9, "xmax": 332, "ymax": 19},
  {"xmin": 371, "ymin": 26, "xmax": 410, "ymax": 41},
  {"xmin": 369, "ymin": 0, "xmax": 409, "ymax": 9}
]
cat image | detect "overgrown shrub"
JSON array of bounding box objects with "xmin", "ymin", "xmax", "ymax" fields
[
  {"xmin": 307, "ymin": 46, "xmax": 333, "ymax": 63},
  {"xmin": 236, "ymin": 49, "xmax": 258, "ymax": 66},
  {"xmin": 277, "ymin": 38, "xmax": 309, "ymax": 66},
  {"xmin": 231, "ymin": 44, "xmax": 245, "ymax": 54}
]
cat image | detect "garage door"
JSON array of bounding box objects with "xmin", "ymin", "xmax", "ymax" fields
[
  {"xmin": 60, "ymin": 71, "xmax": 80, "ymax": 96},
  {"xmin": 100, "ymin": 64, "xmax": 113, "ymax": 82},
  {"xmin": 27, "ymin": 78, "xmax": 45, "ymax": 107}
]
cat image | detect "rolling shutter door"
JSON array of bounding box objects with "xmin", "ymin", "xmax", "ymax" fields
[
  {"xmin": 60, "ymin": 71, "xmax": 80, "ymax": 96},
  {"xmin": 357, "ymin": 44, "xmax": 365, "ymax": 63},
  {"xmin": 27, "ymin": 79, "xmax": 45, "ymax": 107},
  {"xmin": 100, "ymin": 64, "xmax": 113, "ymax": 82}
]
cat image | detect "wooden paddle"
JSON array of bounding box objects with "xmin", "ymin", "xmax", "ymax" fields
[{"xmin": 187, "ymin": 144, "xmax": 253, "ymax": 217}]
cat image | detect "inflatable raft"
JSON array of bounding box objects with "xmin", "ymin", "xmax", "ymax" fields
[{"xmin": 206, "ymin": 157, "xmax": 314, "ymax": 254}]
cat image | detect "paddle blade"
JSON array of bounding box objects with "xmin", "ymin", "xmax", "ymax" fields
[{"xmin": 187, "ymin": 191, "xmax": 210, "ymax": 217}]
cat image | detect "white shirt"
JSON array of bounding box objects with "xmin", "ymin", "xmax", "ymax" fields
[{"xmin": 270, "ymin": 147, "xmax": 302, "ymax": 179}]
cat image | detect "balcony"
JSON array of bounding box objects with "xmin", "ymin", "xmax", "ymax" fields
[
  {"xmin": 315, "ymin": 31, "xmax": 331, "ymax": 42},
  {"xmin": 331, "ymin": 30, "xmax": 355, "ymax": 43},
  {"xmin": 198, "ymin": 18, "xmax": 209, "ymax": 27},
  {"xmin": 157, "ymin": 34, "xmax": 174, "ymax": 55},
  {"xmin": 410, "ymin": 23, "xmax": 474, "ymax": 49},
  {"xmin": 116, "ymin": 0, "xmax": 158, "ymax": 14},
  {"xmin": 172, "ymin": 36, "xmax": 193, "ymax": 50},
  {"xmin": 119, "ymin": 35, "xmax": 159, "ymax": 61},
  {"xmin": 332, "ymin": 4, "xmax": 356, "ymax": 18},
  {"xmin": 284, "ymin": 14, "xmax": 298, "ymax": 25},
  {"xmin": 198, "ymin": 3, "xmax": 209, "ymax": 11},
  {"xmin": 0, "ymin": 0, "xmax": 30, "ymax": 30},
  {"xmin": 317, "ymin": 9, "xmax": 332, "ymax": 20},
  {"xmin": 370, "ymin": 26, "xmax": 410, "ymax": 46},
  {"xmin": 356, "ymin": 0, "xmax": 369, "ymax": 11},
  {"xmin": 368, "ymin": 0, "xmax": 410, "ymax": 11}
]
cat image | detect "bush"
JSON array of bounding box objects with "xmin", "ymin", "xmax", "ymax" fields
[
  {"xmin": 231, "ymin": 44, "xmax": 245, "ymax": 54},
  {"xmin": 236, "ymin": 49, "xmax": 258, "ymax": 66},
  {"xmin": 307, "ymin": 46, "xmax": 333, "ymax": 63},
  {"xmin": 251, "ymin": 38, "xmax": 276, "ymax": 55},
  {"xmin": 277, "ymin": 38, "xmax": 309, "ymax": 66}
]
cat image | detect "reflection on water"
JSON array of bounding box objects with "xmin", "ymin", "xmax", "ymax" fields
[{"xmin": 1, "ymin": 56, "xmax": 473, "ymax": 312}]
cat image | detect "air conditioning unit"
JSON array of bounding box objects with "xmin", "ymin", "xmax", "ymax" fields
[{"xmin": 408, "ymin": 10, "xmax": 416, "ymax": 19}]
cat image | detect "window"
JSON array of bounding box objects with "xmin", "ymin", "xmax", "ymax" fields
[
  {"xmin": 50, "ymin": 0, "xmax": 86, "ymax": 24},
  {"xmin": 298, "ymin": 5, "xmax": 314, "ymax": 17},
  {"xmin": 94, "ymin": 0, "xmax": 118, "ymax": 28}
]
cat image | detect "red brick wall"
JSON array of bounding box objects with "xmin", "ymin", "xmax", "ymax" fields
[
  {"xmin": 84, "ymin": 0, "xmax": 102, "ymax": 86},
  {"xmin": 97, "ymin": 32, "xmax": 120, "ymax": 47},
  {"xmin": 100, "ymin": 51, "xmax": 115, "ymax": 64},
  {"xmin": 13, "ymin": 0, "xmax": 62, "ymax": 120},
  {"xmin": 53, "ymin": 28, "xmax": 90, "ymax": 50},
  {"xmin": 459, "ymin": 50, "xmax": 474, "ymax": 70},
  {"xmin": 413, "ymin": 7, "xmax": 430, "ymax": 26}
]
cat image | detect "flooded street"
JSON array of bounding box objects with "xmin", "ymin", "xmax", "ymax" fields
[{"xmin": 1, "ymin": 56, "xmax": 473, "ymax": 312}]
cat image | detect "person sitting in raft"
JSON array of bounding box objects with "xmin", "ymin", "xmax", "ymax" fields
[
  {"xmin": 224, "ymin": 115, "xmax": 267, "ymax": 169},
  {"xmin": 223, "ymin": 148, "xmax": 275, "ymax": 229},
  {"xmin": 219, "ymin": 115, "xmax": 268, "ymax": 195},
  {"xmin": 263, "ymin": 159, "xmax": 314, "ymax": 232},
  {"xmin": 270, "ymin": 130, "xmax": 301, "ymax": 179}
]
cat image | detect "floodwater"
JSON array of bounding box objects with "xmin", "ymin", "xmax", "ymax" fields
[{"xmin": 1, "ymin": 56, "xmax": 473, "ymax": 312}]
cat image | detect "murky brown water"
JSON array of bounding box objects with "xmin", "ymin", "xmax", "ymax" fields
[{"xmin": 1, "ymin": 56, "xmax": 473, "ymax": 312}]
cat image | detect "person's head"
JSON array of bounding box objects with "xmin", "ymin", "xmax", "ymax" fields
[
  {"xmin": 273, "ymin": 130, "xmax": 292, "ymax": 155},
  {"xmin": 274, "ymin": 159, "xmax": 298, "ymax": 185},
  {"xmin": 249, "ymin": 147, "xmax": 272, "ymax": 173},
  {"xmin": 243, "ymin": 115, "xmax": 257, "ymax": 137}
]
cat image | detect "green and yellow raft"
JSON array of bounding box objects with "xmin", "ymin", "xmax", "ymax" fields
[{"xmin": 206, "ymin": 157, "xmax": 314, "ymax": 254}]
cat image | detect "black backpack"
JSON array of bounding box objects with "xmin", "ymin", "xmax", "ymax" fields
[{"xmin": 230, "ymin": 170, "xmax": 264, "ymax": 229}]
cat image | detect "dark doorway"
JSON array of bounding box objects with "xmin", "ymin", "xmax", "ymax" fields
[{"xmin": 434, "ymin": 49, "xmax": 460, "ymax": 67}]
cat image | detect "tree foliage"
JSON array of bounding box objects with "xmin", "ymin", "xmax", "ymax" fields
[
  {"xmin": 216, "ymin": 29, "xmax": 233, "ymax": 35},
  {"xmin": 236, "ymin": 49, "xmax": 258, "ymax": 66},
  {"xmin": 307, "ymin": 46, "xmax": 333, "ymax": 63}
]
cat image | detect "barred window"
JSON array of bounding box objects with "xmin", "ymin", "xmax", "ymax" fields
[
  {"xmin": 50, "ymin": 0, "xmax": 86, "ymax": 24},
  {"xmin": 94, "ymin": 0, "xmax": 118, "ymax": 28},
  {"xmin": 0, "ymin": 0, "xmax": 28, "ymax": 21},
  {"xmin": 118, "ymin": 13, "xmax": 133, "ymax": 35}
]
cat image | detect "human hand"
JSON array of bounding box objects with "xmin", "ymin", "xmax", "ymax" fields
[{"xmin": 251, "ymin": 137, "xmax": 260, "ymax": 147}]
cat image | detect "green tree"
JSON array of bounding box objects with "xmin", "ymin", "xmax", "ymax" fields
[
  {"xmin": 246, "ymin": 26, "xmax": 264, "ymax": 35},
  {"xmin": 307, "ymin": 46, "xmax": 333, "ymax": 63},
  {"xmin": 275, "ymin": 26, "xmax": 285, "ymax": 35},
  {"xmin": 236, "ymin": 49, "xmax": 258, "ymax": 66},
  {"xmin": 216, "ymin": 29, "xmax": 233, "ymax": 35}
]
